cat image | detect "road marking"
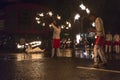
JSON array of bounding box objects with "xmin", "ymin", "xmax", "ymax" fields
[{"xmin": 76, "ymin": 66, "xmax": 120, "ymax": 74}]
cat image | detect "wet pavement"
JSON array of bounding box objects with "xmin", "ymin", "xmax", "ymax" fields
[{"xmin": 0, "ymin": 49, "xmax": 120, "ymax": 80}]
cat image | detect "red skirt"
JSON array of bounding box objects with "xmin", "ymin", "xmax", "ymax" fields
[
  {"xmin": 53, "ymin": 39, "xmax": 60, "ymax": 48},
  {"xmin": 95, "ymin": 36, "xmax": 105, "ymax": 46},
  {"xmin": 113, "ymin": 41, "xmax": 119, "ymax": 46},
  {"xmin": 105, "ymin": 41, "xmax": 112, "ymax": 45}
]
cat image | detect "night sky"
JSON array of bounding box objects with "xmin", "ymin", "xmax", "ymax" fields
[{"xmin": 0, "ymin": 0, "xmax": 120, "ymax": 34}]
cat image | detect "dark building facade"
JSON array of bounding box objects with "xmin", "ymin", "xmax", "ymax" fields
[
  {"xmin": 0, "ymin": 3, "xmax": 51, "ymax": 38},
  {"xmin": 0, "ymin": 3, "xmax": 52, "ymax": 52}
]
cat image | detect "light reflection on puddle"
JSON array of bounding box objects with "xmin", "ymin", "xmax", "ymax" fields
[{"xmin": 16, "ymin": 53, "xmax": 44, "ymax": 61}]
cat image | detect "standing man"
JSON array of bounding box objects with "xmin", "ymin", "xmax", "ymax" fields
[
  {"xmin": 113, "ymin": 33, "xmax": 120, "ymax": 59},
  {"xmin": 105, "ymin": 32, "xmax": 113, "ymax": 60},
  {"xmin": 51, "ymin": 21, "xmax": 61, "ymax": 57},
  {"xmin": 89, "ymin": 14, "xmax": 107, "ymax": 68},
  {"xmin": 113, "ymin": 33, "xmax": 120, "ymax": 54}
]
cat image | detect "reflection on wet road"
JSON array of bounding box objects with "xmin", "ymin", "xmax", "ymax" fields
[
  {"xmin": 16, "ymin": 53, "xmax": 44, "ymax": 61},
  {"xmin": 0, "ymin": 49, "xmax": 94, "ymax": 61},
  {"xmin": 0, "ymin": 53, "xmax": 45, "ymax": 61},
  {"xmin": 0, "ymin": 49, "xmax": 120, "ymax": 80},
  {"xmin": 61, "ymin": 49, "xmax": 94, "ymax": 59}
]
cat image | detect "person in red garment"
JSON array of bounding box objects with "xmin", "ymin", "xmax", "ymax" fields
[
  {"xmin": 113, "ymin": 33, "xmax": 120, "ymax": 59},
  {"xmin": 113, "ymin": 33, "xmax": 120, "ymax": 54},
  {"xmin": 105, "ymin": 32, "xmax": 113, "ymax": 59},
  {"xmin": 51, "ymin": 21, "xmax": 61, "ymax": 57},
  {"xmin": 89, "ymin": 14, "xmax": 107, "ymax": 68}
]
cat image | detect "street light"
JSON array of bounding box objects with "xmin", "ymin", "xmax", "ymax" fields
[
  {"xmin": 79, "ymin": 3, "xmax": 86, "ymax": 10},
  {"xmin": 79, "ymin": 3, "xmax": 90, "ymax": 33},
  {"xmin": 79, "ymin": 3, "xmax": 90, "ymax": 14},
  {"xmin": 92, "ymin": 22, "xmax": 95, "ymax": 27},
  {"xmin": 74, "ymin": 3, "xmax": 90, "ymax": 44},
  {"xmin": 86, "ymin": 8, "xmax": 90, "ymax": 14},
  {"xmin": 74, "ymin": 13, "xmax": 80, "ymax": 22}
]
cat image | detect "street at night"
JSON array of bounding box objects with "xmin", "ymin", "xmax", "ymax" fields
[
  {"xmin": 0, "ymin": 0, "xmax": 120, "ymax": 80},
  {"xmin": 0, "ymin": 49, "xmax": 120, "ymax": 80}
]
